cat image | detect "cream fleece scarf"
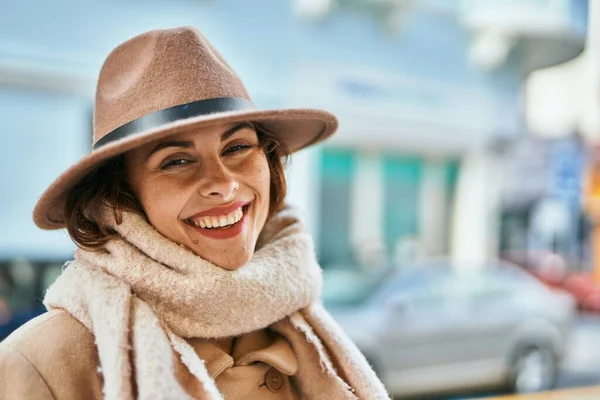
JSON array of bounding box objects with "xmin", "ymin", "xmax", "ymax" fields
[{"xmin": 44, "ymin": 206, "xmax": 389, "ymax": 400}]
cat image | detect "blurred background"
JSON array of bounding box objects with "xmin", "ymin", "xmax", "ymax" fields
[{"xmin": 3, "ymin": 0, "xmax": 600, "ymax": 398}]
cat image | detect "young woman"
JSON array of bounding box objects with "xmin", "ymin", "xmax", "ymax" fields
[{"xmin": 0, "ymin": 27, "xmax": 389, "ymax": 399}]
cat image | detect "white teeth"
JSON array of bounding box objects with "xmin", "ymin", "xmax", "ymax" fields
[{"xmin": 190, "ymin": 206, "xmax": 245, "ymax": 229}]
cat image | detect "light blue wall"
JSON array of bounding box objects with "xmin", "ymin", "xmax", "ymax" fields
[
  {"xmin": 0, "ymin": 0, "xmax": 524, "ymax": 103},
  {"xmin": 0, "ymin": 88, "xmax": 89, "ymax": 259}
]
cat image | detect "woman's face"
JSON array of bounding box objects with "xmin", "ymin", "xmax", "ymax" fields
[{"xmin": 125, "ymin": 122, "xmax": 271, "ymax": 270}]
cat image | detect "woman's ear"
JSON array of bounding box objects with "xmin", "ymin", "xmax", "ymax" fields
[{"xmin": 114, "ymin": 206, "xmax": 123, "ymax": 225}]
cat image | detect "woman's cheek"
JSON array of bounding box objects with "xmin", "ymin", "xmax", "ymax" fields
[
  {"xmin": 255, "ymin": 164, "xmax": 270, "ymax": 183},
  {"xmin": 140, "ymin": 180, "xmax": 184, "ymax": 214},
  {"xmin": 242, "ymin": 152, "xmax": 270, "ymax": 184}
]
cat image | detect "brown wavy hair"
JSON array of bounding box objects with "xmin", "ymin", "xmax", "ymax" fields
[{"xmin": 64, "ymin": 129, "xmax": 288, "ymax": 251}]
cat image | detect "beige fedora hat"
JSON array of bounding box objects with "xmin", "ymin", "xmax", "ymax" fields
[{"xmin": 33, "ymin": 26, "xmax": 338, "ymax": 230}]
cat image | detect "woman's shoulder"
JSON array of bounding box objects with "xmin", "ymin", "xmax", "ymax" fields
[
  {"xmin": 0, "ymin": 309, "xmax": 103, "ymax": 399},
  {"xmin": 2, "ymin": 309, "xmax": 91, "ymax": 349}
]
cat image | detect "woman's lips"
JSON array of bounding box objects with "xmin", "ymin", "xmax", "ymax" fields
[
  {"xmin": 187, "ymin": 200, "xmax": 250, "ymax": 219},
  {"xmin": 185, "ymin": 204, "xmax": 250, "ymax": 240}
]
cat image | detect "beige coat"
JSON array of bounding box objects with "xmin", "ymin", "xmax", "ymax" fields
[{"xmin": 0, "ymin": 310, "xmax": 302, "ymax": 400}]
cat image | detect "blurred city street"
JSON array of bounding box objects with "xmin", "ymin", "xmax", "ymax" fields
[
  {"xmin": 426, "ymin": 313, "xmax": 600, "ymax": 400},
  {"xmin": 557, "ymin": 313, "xmax": 600, "ymax": 389}
]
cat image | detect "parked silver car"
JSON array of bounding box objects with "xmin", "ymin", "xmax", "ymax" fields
[{"xmin": 323, "ymin": 260, "xmax": 577, "ymax": 398}]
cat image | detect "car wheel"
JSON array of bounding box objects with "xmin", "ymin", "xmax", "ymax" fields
[{"xmin": 509, "ymin": 346, "xmax": 558, "ymax": 394}]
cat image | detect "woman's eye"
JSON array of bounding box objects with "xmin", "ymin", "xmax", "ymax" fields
[
  {"xmin": 224, "ymin": 144, "xmax": 253, "ymax": 155},
  {"xmin": 160, "ymin": 159, "xmax": 191, "ymax": 170}
]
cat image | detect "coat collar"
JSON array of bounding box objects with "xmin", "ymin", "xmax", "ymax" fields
[{"xmin": 186, "ymin": 329, "xmax": 299, "ymax": 379}]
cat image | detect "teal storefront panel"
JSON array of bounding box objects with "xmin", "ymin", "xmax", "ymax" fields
[
  {"xmin": 383, "ymin": 156, "xmax": 423, "ymax": 253},
  {"xmin": 318, "ymin": 149, "xmax": 355, "ymax": 266},
  {"xmin": 443, "ymin": 159, "xmax": 460, "ymax": 253}
]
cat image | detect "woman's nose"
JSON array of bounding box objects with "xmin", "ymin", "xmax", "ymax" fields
[{"xmin": 196, "ymin": 160, "xmax": 239, "ymax": 200}]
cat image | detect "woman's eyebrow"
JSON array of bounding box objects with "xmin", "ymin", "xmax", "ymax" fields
[
  {"xmin": 221, "ymin": 122, "xmax": 254, "ymax": 141},
  {"xmin": 144, "ymin": 140, "xmax": 194, "ymax": 162},
  {"xmin": 143, "ymin": 123, "xmax": 253, "ymax": 162}
]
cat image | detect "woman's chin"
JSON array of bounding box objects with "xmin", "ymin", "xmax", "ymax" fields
[
  {"xmin": 216, "ymin": 263, "xmax": 244, "ymax": 271},
  {"xmin": 191, "ymin": 246, "xmax": 253, "ymax": 270},
  {"xmin": 211, "ymin": 255, "xmax": 251, "ymax": 271}
]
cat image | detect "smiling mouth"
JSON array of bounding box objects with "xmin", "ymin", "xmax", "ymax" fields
[{"xmin": 185, "ymin": 204, "xmax": 250, "ymax": 230}]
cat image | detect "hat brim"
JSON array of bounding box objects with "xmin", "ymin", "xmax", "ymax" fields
[{"xmin": 33, "ymin": 107, "xmax": 337, "ymax": 229}]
